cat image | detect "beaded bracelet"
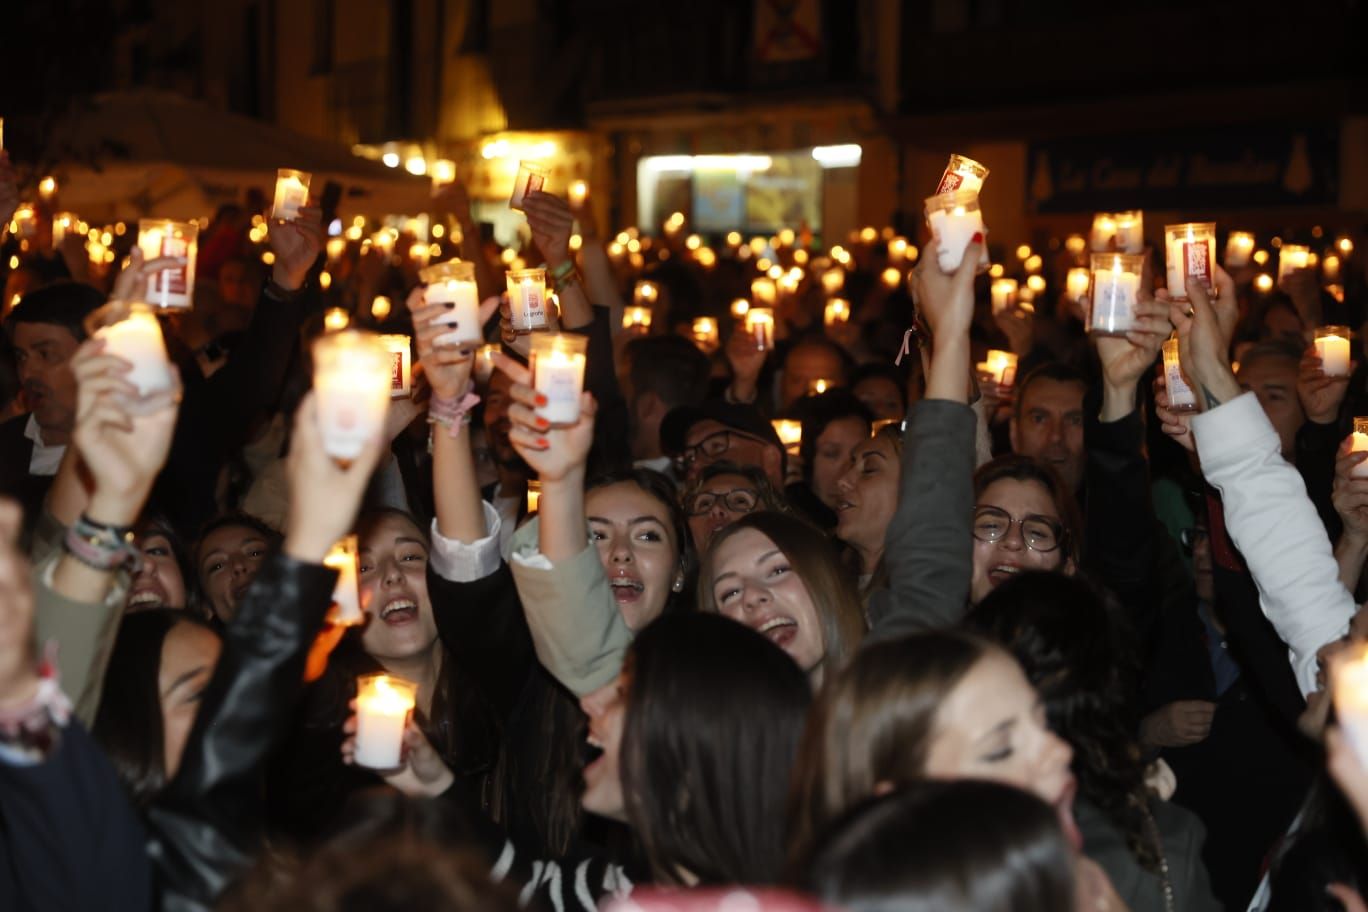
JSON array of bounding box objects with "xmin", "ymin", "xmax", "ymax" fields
[{"xmin": 63, "ymin": 514, "xmax": 141, "ymax": 572}]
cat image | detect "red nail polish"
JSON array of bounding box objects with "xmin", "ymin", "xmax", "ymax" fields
[
  {"xmin": 971, "ymin": 232, "xmax": 984, "ymax": 244},
  {"xmin": 536, "ymin": 416, "xmax": 550, "ymax": 429},
  {"xmin": 535, "ymin": 394, "xmax": 548, "ymax": 407},
  {"xmin": 536, "ymin": 437, "xmax": 549, "ymax": 448}
]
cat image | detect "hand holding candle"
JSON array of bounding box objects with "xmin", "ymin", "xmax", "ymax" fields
[
  {"xmin": 136, "ymin": 219, "xmax": 199, "ymax": 310},
  {"xmin": 93, "ymin": 305, "xmax": 176, "ymax": 409},
  {"xmin": 924, "ymin": 189, "xmax": 986, "ymax": 274},
  {"xmin": 311, "ymin": 330, "xmax": 393, "ymax": 462},
  {"xmin": 422, "ymin": 259, "xmax": 482, "ymax": 347},
  {"xmin": 491, "ymin": 349, "xmax": 598, "ymax": 486},
  {"xmin": 324, "ymin": 535, "xmax": 364, "ymax": 625},
  {"xmin": 1315, "ymin": 327, "xmax": 1353, "ymax": 378},
  {"xmin": 271, "ymin": 168, "xmax": 312, "ymax": 221},
  {"xmin": 353, "ymin": 674, "xmax": 417, "ymax": 769}
]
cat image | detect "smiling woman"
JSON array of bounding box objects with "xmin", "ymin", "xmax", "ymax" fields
[{"xmin": 193, "ymin": 512, "xmax": 282, "ymax": 623}]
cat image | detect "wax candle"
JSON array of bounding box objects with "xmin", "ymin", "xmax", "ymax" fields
[
  {"xmin": 379, "ymin": 334, "xmax": 412, "ymax": 399},
  {"xmin": 312, "ymin": 330, "xmax": 392, "ymax": 461},
  {"xmin": 772, "ymin": 419, "xmax": 802, "ymax": 453},
  {"xmin": 530, "ymin": 334, "xmax": 588, "ymax": 426},
  {"xmin": 95, "ymin": 305, "xmax": 174, "ymax": 405},
  {"xmin": 1162, "ymin": 338, "xmax": 1197, "ymax": 413},
  {"xmin": 633, "ymin": 281, "xmax": 659, "ymax": 307},
  {"xmin": 1278, "ymin": 244, "xmax": 1312, "ymax": 285},
  {"xmin": 751, "ymin": 278, "xmax": 777, "ymax": 308},
  {"xmin": 1089, "ymin": 214, "xmax": 1117, "ymax": 253},
  {"xmin": 1163, "ymin": 222, "xmax": 1217, "ymax": 302},
  {"xmin": 880, "ymin": 267, "xmax": 901, "ymax": 289},
  {"xmin": 474, "ymin": 343, "xmax": 499, "ymax": 385},
  {"xmin": 623, "ymin": 307, "xmax": 652, "ymax": 332},
  {"xmin": 730, "ymin": 298, "xmax": 750, "ymax": 320},
  {"xmin": 990, "ymin": 279, "xmax": 1018, "ymax": 315},
  {"xmin": 568, "ymin": 180, "xmax": 588, "ymax": 208},
  {"xmin": 1352, "ymin": 418, "xmax": 1368, "ymax": 479},
  {"xmin": 745, "ymin": 308, "xmax": 775, "ymax": 351},
  {"xmin": 981, "ymin": 349, "xmax": 1018, "ymax": 388},
  {"xmin": 808, "ymin": 379, "xmax": 832, "ymax": 395},
  {"xmin": 692, "ymin": 317, "xmax": 719, "ymax": 351},
  {"xmin": 431, "ymin": 159, "xmax": 456, "ymax": 187},
  {"xmin": 1315, "ymin": 326, "xmax": 1351, "ymax": 377},
  {"xmin": 888, "ymin": 237, "xmax": 909, "ymax": 265},
  {"xmin": 422, "ymin": 259, "xmax": 481, "ymax": 347},
  {"xmin": 1067, "ymin": 268, "xmax": 1090, "ymax": 302},
  {"xmin": 824, "ymin": 298, "xmax": 850, "ymax": 328},
  {"xmin": 324, "ymin": 535, "xmax": 363, "ymax": 626},
  {"xmin": 136, "ymin": 219, "xmax": 198, "ymax": 311},
  {"xmin": 354, "ymin": 674, "xmax": 416, "ymax": 769},
  {"xmin": 372, "ymin": 229, "xmax": 397, "ymax": 257},
  {"xmin": 1332, "ymin": 643, "xmax": 1368, "ymax": 764},
  {"xmin": 506, "ymin": 267, "xmax": 548, "ymax": 333},
  {"xmin": 271, "ymin": 168, "xmax": 311, "ymax": 221},
  {"xmin": 1325, "ymin": 255, "xmax": 1342, "ymax": 282},
  {"xmin": 1254, "ymin": 274, "xmax": 1274, "ymax": 293},
  {"xmin": 326, "ymin": 237, "xmax": 347, "ymax": 261},
  {"xmin": 1114, "ymin": 212, "xmax": 1144, "ymax": 254},
  {"xmin": 924, "ymin": 189, "xmax": 985, "ymax": 273},
  {"xmin": 821, "ymin": 267, "xmax": 845, "ymax": 296},
  {"xmin": 935, "ymin": 153, "xmax": 989, "ymax": 194},
  {"xmin": 1089, "ymin": 253, "xmax": 1144, "ymax": 336},
  {"xmin": 509, "ymin": 161, "xmax": 549, "ymax": 211},
  {"xmin": 324, "ymin": 307, "xmax": 351, "ymax": 331},
  {"xmin": 1225, "ymin": 232, "xmax": 1255, "ymax": 268}
]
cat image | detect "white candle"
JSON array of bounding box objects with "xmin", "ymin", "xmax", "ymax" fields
[
  {"xmin": 1163, "ymin": 338, "xmax": 1197, "ymax": 412},
  {"xmin": 1278, "ymin": 245, "xmax": 1312, "ymax": 284},
  {"xmin": 354, "ymin": 674, "xmax": 416, "ymax": 769},
  {"xmin": 623, "ymin": 307, "xmax": 652, "ymax": 332},
  {"xmin": 1114, "ymin": 212, "xmax": 1144, "ymax": 254},
  {"xmin": 324, "ymin": 536, "xmax": 363, "ymax": 625},
  {"xmin": 531, "ymin": 335, "xmax": 588, "ymax": 425},
  {"xmin": 569, "ymin": 180, "xmax": 588, "ymax": 208},
  {"xmin": 1164, "ymin": 223, "xmax": 1216, "ymax": 303},
  {"xmin": 95, "ymin": 306, "xmax": 173, "ymax": 402},
  {"xmin": 271, "ymin": 169, "xmax": 311, "ymax": 221},
  {"xmin": 507, "ymin": 268, "xmax": 548, "ymax": 333},
  {"xmin": 1225, "ymin": 232, "xmax": 1255, "ymax": 268},
  {"xmin": 424, "ymin": 261, "xmax": 481, "ymax": 347},
  {"xmin": 1089, "ymin": 255, "xmax": 1142, "ymax": 336},
  {"xmin": 745, "ymin": 308, "xmax": 775, "ymax": 351},
  {"xmin": 379, "ymin": 334, "xmax": 412, "ymax": 398},
  {"xmin": 1353, "ymin": 419, "xmax": 1368, "ymax": 479},
  {"xmin": 509, "ymin": 161, "xmax": 549, "ymax": 211},
  {"xmin": 137, "ymin": 219, "xmax": 198, "ymax": 311},
  {"xmin": 824, "ymin": 299, "xmax": 850, "ymax": 328},
  {"xmin": 312, "ymin": 330, "xmax": 392, "ymax": 461},
  {"xmin": 1332, "ymin": 644, "xmax": 1368, "ymax": 764},
  {"xmin": 1067, "ymin": 268, "xmax": 1090, "ymax": 303},
  {"xmin": 821, "ymin": 267, "xmax": 845, "ymax": 296},
  {"xmin": 1090, "ymin": 214, "xmax": 1117, "ymax": 253},
  {"xmin": 982, "ymin": 349, "xmax": 1017, "ymax": 388},
  {"xmin": 751, "ymin": 278, "xmax": 777, "ymax": 307},
  {"xmin": 692, "ymin": 317, "xmax": 718, "ymax": 350},
  {"xmin": 990, "ymin": 279, "xmax": 1017, "ymax": 315},
  {"xmin": 772, "ymin": 419, "xmax": 802, "ymax": 453},
  {"xmin": 925, "ymin": 192, "xmax": 985, "ymax": 273},
  {"xmin": 1315, "ymin": 328, "xmax": 1351, "ymax": 377}
]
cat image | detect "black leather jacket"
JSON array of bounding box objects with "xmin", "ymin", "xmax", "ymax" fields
[{"xmin": 146, "ymin": 549, "xmax": 335, "ymax": 911}]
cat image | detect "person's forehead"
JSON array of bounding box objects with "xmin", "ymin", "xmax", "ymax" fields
[
  {"xmin": 1238, "ymin": 356, "xmax": 1297, "ymax": 385},
  {"xmin": 12, "ymin": 321, "xmax": 79, "ymax": 350},
  {"xmin": 701, "ymin": 473, "xmax": 752, "ymax": 492},
  {"xmin": 200, "ymin": 524, "xmax": 266, "ymax": 552},
  {"xmin": 686, "ymin": 419, "xmax": 731, "ymax": 446},
  {"xmin": 1020, "ymin": 378, "xmax": 1085, "ymax": 411}
]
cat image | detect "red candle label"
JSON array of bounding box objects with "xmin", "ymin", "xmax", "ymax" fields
[
  {"xmin": 156, "ymin": 236, "xmax": 189, "ymax": 294},
  {"xmin": 390, "ymin": 352, "xmax": 405, "ymax": 390},
  {"xmin": 1184, "ymin": 241, "xmax": 1212, "ymax": 288},
  {"xmin": 935, "ymin": 170, "xmax": 963, "ymax": 194},
  {"xmin": 525, "ymin": 173, "xmax": 544, "ymax": 198}
]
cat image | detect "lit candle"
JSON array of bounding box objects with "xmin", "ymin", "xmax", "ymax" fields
[
  {"xmin": 1089, "ymin": 253, "xmax": 1143, "ymax": 336},
  {"xmin": 312, "ymin": 330, "xmax": 392, "ymax": 461},
  {"xmin": 880, "ymin": 267, "xmax": 901, "ymax": 289},
  {"xmin": 324, "ymin": 535, "xmax": 363, "ymax": 626},
  {"xmin": 431, "ymin": 159, "xmax": 456, "ymax": 188},
  {"xmin": 271, "ymin": 168, "xmax": 311, "ymax": 221},
  {"xmin": 506, "ymin": 267, "xmax": 549, "ymax": 333},
  {"xmin": 1089, "ymin": 214, "xmax": 1117, "ymax": 252},
  {"xmin": 1064, "ymin": 234, "xmax": 1087, "ymax": 257},
  {"xmin": 1278, "ymin": 244, "xmax": 1312, "ymax": 285},
  {"xmin": 924, "ymin": 189, "xmax": 985, "ymax": 273},
  {"xmin": 136, "ymin": 219, "xmax": 198, "ymax": 311},
  {"xmin": 821, "ymin": 267, "xmax": 845, "ymax": 296},
  {"xmin": 824, "ymin": 298, "xmax": 850, "ymax": 328},
  {"xmin": 730, "ymin": 298, "xmax": 750, "ymax": 320},
  {"xmin": 1331, "ymin": 643, "xmax": 1368, "ymax": 763},
  {"xmin": 325, "ymin": 307, "xmax": 351, "ymax": 331},
  {"xmin": 422, "ymin": 259, "xmax": 481, "ymax": 347},
  {"xmin": 623, "ymin": 306, "xmax": 652, "ymax": 332},
  {"xmin": 38, "ymin": 176, "xmax": 56, "ymax": 201},
  {"xmin": 808, "ymin": 378, "xmax": 832, "ymax": 396},
  {"xmin": 1254, "ymin": 274, "xmax": 1274, "ymax": 293},
  {"xmin": 372, "ymin": 229, "xmax": 397, "ymax": 257},
  {"xmin": 1114, "ymin": 211, "xmax": 1144, "ymax": 254},
  {"xmin": 745, "ymin": 307, "xmax": 775, "ymax": 351},
  {"xmin": 980, "ymin": 350, "xmax": 1018, "ymax": 388},
  {"xmin": 326, "ymin": 237, "xmax": 347, "ymax": 261},
  {"xmin": 95, "ymin": 305, "xmax": 174, "ymax": 402},
  {"xmin": 0, "ymin": 117, "xmax": 4, "ymax": 151},
  {"xmin": 1162, "ymin": 338, "xmax": 1197, "ymax": 412},
  {"xmin": 530, "ymin": 333, "xmax": 588, "ymax": 426},
  {"xmin": 692, "ymin": 317, "xmax": 719, "ymax": 351},
  {"xmin": 751, "ymin": 278, "xmax": 777, "ymax": 307},
  {"xmin": 354, "ymin": 674, "xmax": 416, "ymax": 769},
  {"xmin": 1314, "ymin": 326, "xmax": 1351, "ymax": 378},
  {"xmin": 1066, "ymin": 268, "xmax": 1090, "ymax": 302},
  {"xmin": 1352, "ymin": 418, "xmax": 1368, "ymax": 479},
  {"xmin": 1225, "ymin": 232, "xmax": 1255, "ymax": 268},
  {"xmin": 935, "ymin": 153, "xmax": 989, "ymax": 194},
  {"xmin": 888, "ymin": 237, "xmax": 909, "ymax": 265},
  {"xmin": 990, "ymin": 279, "xmax": 1018, "ymax": 315},
  {"xmin": 474, "ymin": 344, "xmax": 499, "ymax": 384},
  {"xmin": 634, "ymin": 281, "xmax": 659, "ymax": 307},
  {"xmin": 568, "ymin": 180, "xmax": 588, "ymax": 208},
  {"xmin": 526, "ymin": 480, "xmax": 542, "ymax": 514},
  {"xmin": 1324, "ymin": 254, "xmax": 1342, "ymax": 282},
  {"xmin": 379, "ymin": 334, "xmax": 412, "ymax": 398},
  {"xmin": 1164, "ymin": 222, "xmax": 1217, "ymax": 303},
  {"xmin": 772, "ymin": 419, "xmax": 802, "ymax": 453},
  {"xmin": 509, "ymin": 160, "xmax": 549, "ymax": 211}
]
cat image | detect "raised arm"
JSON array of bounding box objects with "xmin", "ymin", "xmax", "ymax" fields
[
  {"xmin": 570, "ymin": 191, "xmax": 626, "ymax": 329},
  {"xmin": 1176, "ymin": 268, "xmax": 1355, "ymax": 696},
  {"xmin": 866, "ymin": 234, "xmax": 981, "ymax": 638},
  {"xmin": 524, "ymin": 191, "xmax": 593, "ymax": 331}
]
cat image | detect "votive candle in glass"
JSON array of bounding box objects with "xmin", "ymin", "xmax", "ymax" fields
[
  {"xmin": 136, "ymin": 219, "xmax": 198, "ymax": 311},
  {"xmin": 1331, "ymin": 644, "xmax": 1368, "ymax": 764},
  {"xmin": 981, "ymin": 350, "xmax": 1018, "ymax": 389},
  {"xmin": 324, "ymin": 535, "xmax": 363, "ymax": 626},
  {"xmin": 94, "ymin": 305, "xmax": 174, "ymax": 409},
  {"xmin": 622, "ymin": 306, "xmax": 652, "ymax": 333},
  {"xmin": 751, "ymin": 277, "xmax": 777, "ymax": 308},
  {"xmin": 422, "ymin": 259, "xmax": 481, "ymax": 347},
  {"xmin": 821, "ymin": 267, "xmax": 845, "ymax": 296},
  {"xmin": 1315, "ymin": 326, "xmax": 1351, "ymax": 377},
  {"xmin": 474, "ymin": 343, "xmax": 499, "ymax": 385},
  {"xmin": 730, "ymin": 298, "xmax": 750, "ymax": 321},
  {"xmin": 1278, "ymin": 244, "xmax": 1312, "ymax": 285},
  {"xmin": 1225, "ymin": 232, "xmax": 1255, "ymax": 268},
  {"xmin": 509, "ymin": 161, "xmax": 549, "ymax": 211},
  {"xmin": 772, "ymin": 419, "xmax": 802, "ymax": 454},
  {"xmin": 1352, "ymin": 418, "xmax": 1368, "ymax": 479},
  {"xmin": 1162, "ymin": 338, "xmax": 1197, "ymax": 413},
  {"xmin": 633, "ymin": 280, "xmax": 659, "ymax": 307},
  {"xmin": 1164, "ymin": 222, "xmax": 1217, "ymax": 303},
  {"xmin": 745, "ymin": 307, "xmax": 775, "ymax": 351},
  {"xmin": 1089, "ymin": 253, "xmax": 1144, "ymax": 337},
  {"xmin": 924, "ymin": 189, "xmax": 985, "ymax": 273},
  {"xmin": 354, "ymin": 674, "xmax": 416, "ymax": 769},
  {"xmin": 990, "ymin": 278, "xmax": 1018, "ymax": 315},
  {"xmin": 692, "ymin": 317, "xmax": 719, "ymax": 351},
  {"xmin": 824, "ymin": 298, "xmax": 850, "ymax": 328},
  {"xmin": 1091, "ymin": 211, "xmax": 1144, "ymax": 254},
  {"xmin": 379, "ymin": 334, "xmax": 412, "ymax": 398},
  {"xmin": 271, "ymin": 168, "xmax": 311, "ymax": 221},
  {"xmin": 312, "ymin": 330, "xmax": 392, "ymax": 461},
  {"xmin": 935, "ymin": 153, "xmax": 989, "ymax": 194},
  {"xmin": 506, "ymin": 267, "xmax": 549, "ymax": 333},
  {"xmin": 530, "ymin": 333, "xmax": 588, "ymax": 426},
  {"xmin": 1067, "ymin": 267, "xmax": 1091, "ymax": 303}
]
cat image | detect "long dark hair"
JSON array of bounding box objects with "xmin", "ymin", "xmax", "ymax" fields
[
  {"xmin": 620, "ymin": 612, "xmax": 812, "ymax": 885},
  {"xmin": 91, "ymin": 609, "xmax": 221, "ymax": 807},
  {"xmin": 802, "ymin": 780, "xmax": 1076, "ymax": 912},
  {"xmin": 973, "ymin": 455, "xmax": 1083, "ymax": 570},
  {"xmin": 968, "ymin": 572, "xmax": 1158, "ymax": 872}
]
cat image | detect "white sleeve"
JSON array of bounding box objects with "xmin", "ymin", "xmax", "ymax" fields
[
  {"xmin": 1193, "ymin": 392, "xmax": 1355, "ymax": 695},
  {"xmin": 428, "ymin": 501, "xmax": 503, "ymax": 583}
]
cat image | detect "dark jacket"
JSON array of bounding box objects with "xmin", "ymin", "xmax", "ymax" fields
[
  {"xmin": 1075, "ymin": 795, "xmax": 1220, "ymax": 912},
  {"xmin": 0, "ymin": 412, "xmax": 53, "ymax": 537}
]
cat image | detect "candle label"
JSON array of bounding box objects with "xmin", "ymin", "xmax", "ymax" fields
[
  {"xmin": 1183, "ymin": 241, "xmax": 1212, "ymax": 290},
  {"xmin": 154, "ymin": 236, "xmax": 190, "ymax": 295},
  {"xmin": 935, "ymin": 170, "xmax": 963, "ymax": 194},
  {"xmin": 524, "ymin": 173, "xmax": 544, "ymax": 198},
  {"xmin": 515, "ymin": 287, "xmax": 547, "ymax": 329},
  {"xmin": 390, "ymin": 352, "xmax": 405, "ymax": 391},
  {"xmin": 1166, "ymin": 360, "xmax": 1197, "ymax": 409}
]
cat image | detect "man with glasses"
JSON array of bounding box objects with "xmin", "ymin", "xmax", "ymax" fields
[{"xmin": 661, "ymin": 401, "xmax": 786, "ymax": 489}]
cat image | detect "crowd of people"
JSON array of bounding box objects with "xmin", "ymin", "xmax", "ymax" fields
[{"xmin": 1, "ymin": 139, "xmax": 1368, "ymax": 912}]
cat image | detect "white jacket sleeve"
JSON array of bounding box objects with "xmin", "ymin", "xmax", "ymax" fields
[{"xmin": 1193, "ymin": 392, "xmax": 1355, "ymax": 695}]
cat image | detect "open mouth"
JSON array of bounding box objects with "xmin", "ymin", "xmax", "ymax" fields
[
  {"xmin": 1056, "ymin": 777, "xmax": 1083, "ymax": 851},
  {"xmin": 379, "ymin": 598, "xmax": 419, "ymax": 625},
  {"xmin": 835, "ymin": 499, "xmax": 855, "ymax": 512},
  {"xmin": 753, "ymin": 615, "xmax": 798, "ymax": 648},
  {"xmin": 128, "ymin": 588, "xmax": 166, "ymax": 609},
  {"xmin": 609, "ymin": 577, "xmax": 645, "ymax": 603},
  {"xmin": 583, "ymin": 732, "xmax": 606, "ymax": 770},
  {"xmin": 987, "ymin": 563, "xmax": 1022, "ymax": 586}
]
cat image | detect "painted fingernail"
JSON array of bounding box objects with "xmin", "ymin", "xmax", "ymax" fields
[
  {"xmin": 535, "ymin": 394, "xmax": 548, "ymax": 407},
  {"xmin": 536, "ymin": 437, "xmax": 549, "ymax": 448},
  {"xmin": 535, "ymin": 416, "xmax": 550, "ymax": 429},
  {"xmin": 971, "ymin": 232, "xmax": 983, "ymax": 244}
]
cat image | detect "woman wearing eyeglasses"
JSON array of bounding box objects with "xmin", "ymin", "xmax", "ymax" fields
[
  {"xmin": 681, "ymin": 461, "xmax": 790, "ymax": 552},
  {"xmin": 969, "ymin": 455, "xmax": 1081, "ymax": 604}
]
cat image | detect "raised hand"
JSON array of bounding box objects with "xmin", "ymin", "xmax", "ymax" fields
[
  {"xmin": 1153, "ymin": 365, "xmax": 1195, "ymax": 454},
  {"xmin": 1093, "ymin": 293, "xmax": 1172, "ymax": 421},
  {"xmin": 724, "ymin": 323, "xmax": 767, "ymax": 403},
  {"xmin": 994, "ymin": 302, "xmax": 1034, "ymax": 356},
  {"xmin": 911, "ymin": 235, "xmax": 980, "ymax": 343},
  {"xmin": 105, "ymin": 247, "xmax": 189, "ymax": 314},
  {"xmin": 268, "ymin": 205, "xmax": 324, "ymax": 291},
  {"xmin": 1299, "ymin": 347, "xmax": 1352, "ymax": 425},
  {"xmin": 1333, "ymin": 438, "xmax": 1368, "ymax": 540},
  {"xmin": 1165, "ymin": 266, "xmax": 1240, "ymax": 411},
  {"xmin": 406, "ymin": 286, "xmax": 500, "ymax": 400},
  {"xmin": 493, "ymin": 351, "xmax": 597, "ymax": 485},
  {"xmin": 523, "ymin": 191, "xmax": 575, "ymax": 270}
]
